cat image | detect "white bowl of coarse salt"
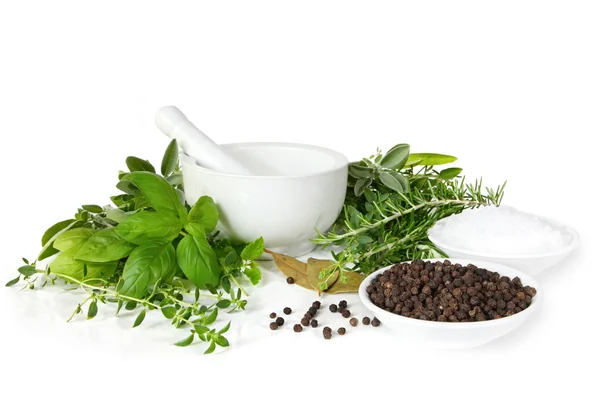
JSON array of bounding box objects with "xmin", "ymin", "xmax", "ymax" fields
[{"xmin": 427, "ymin": 206, "xmax": 580, "ymax": 275}]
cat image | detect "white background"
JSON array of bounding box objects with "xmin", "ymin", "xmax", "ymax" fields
[{"xmin": 0, "ymin": 1, "xmax": 598, "ymax": 394}]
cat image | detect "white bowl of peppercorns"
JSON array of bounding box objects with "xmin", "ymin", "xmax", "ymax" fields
[{"xmin": 358, "ymin": 258, "xmax": 542, "ymax": 349}]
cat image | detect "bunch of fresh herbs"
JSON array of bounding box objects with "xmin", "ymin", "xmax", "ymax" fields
[{"xmin": 7, "ymin": 140, "xmax": 263, "ymax": 354}]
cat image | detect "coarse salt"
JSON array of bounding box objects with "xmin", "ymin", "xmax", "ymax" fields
[{"xmin": 428, "ymin": 206, "xmax": 571, "ymax": 255}]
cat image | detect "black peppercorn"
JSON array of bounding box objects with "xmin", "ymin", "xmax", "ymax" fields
[
  {"xmin": 323, "ymin": 326, "xmax": 332, "ymax": 339},
  {"xmin": 341, "ymin": 309, "xmax": 351, "ymax": 318},
  {"xmin": 283, "ymin": 307, "xmax": 292, "ymax": 315},
  {"xmin": 293, "ymin": 324, "xmax": 303, "ymax": 332},
  {"xmin": 362, "ymin": 317, "xmax": 371, "ymax": 325},
  {"xmin": 310, "ymin": 319, "xmax": 318, "ymax": 328},
  {"xmin": 286, "ymin": 277, "xmax": 295, "ymax": 284},
  {"xmin": 337, "ymin": 327, "xmax": 346, "ymax": 335},
  {"xmin": 312, "ymin": 301, "xmax": 321, "ymax": 309},
  {"xmin": 301, "ymin": 317, "xmax": 310, "ymax": 326},
  {"xmin": 350, "ymin": 317, "xmax": 358, "ymax": 327},
  {"xmin": 308, "ymin": 307, "xmax": 317, "ymax": 315},
  {"xmin": 275, "ymin": 317, "xmax": 284, "ymax": 326},
  {"xmin": 371, "ymin": 317, "xmax": 381, "ymax": 327},
  {"xmin": 329, "ymin": 304, "xmax": 338, "ymax": 313},
  {"xmin": 269, "ymin": 312, "xmax": 276, "ymax": 319},
  {"xmin": 269, "ymin": 322, "xmax": 278, "ymax": 330},
  {"xmin": 338, "ymin": 300, "xmax": 348, "ymax": 309},
  {"xmin": 304, "ymin": 312, "xmax": 313, "ymax": 319}
]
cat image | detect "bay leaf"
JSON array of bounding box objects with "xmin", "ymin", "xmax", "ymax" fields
[
  {"xmin": 326, "ymin": 271, "xmax": 366, "ymax": 294},
  {"xmin": 307, "ymin": 258, "xmax": 340, "ymax": 295},
  {"xmin": 265, "ymin": 249, "xmax": 312, "ymax": 291}
]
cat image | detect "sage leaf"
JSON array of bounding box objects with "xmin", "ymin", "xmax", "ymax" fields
[
  {"xmin": 240, "ymin": 237, "xmax": 264, "ymax": 260},
  {"xmin": 381, "ymin": 143, "xmax": 410, "ymax": 169},
  {"xmin": 115, "ymin": 211, "xmax": 182, "ymax": 245},
  {"xmin": 122, "ymin": 172, "xmax": 187, "ymax": 220},
  {"xmin": 175, "ymin": 333, "xmax": 195, "ymax": 347},
  {"xmin": 54, "ymin": 228, "xmax": 95, "ymax": 252},
  {"xmin": 204, "ymin": 341, "xmax": 216, "ymax": 354},
  {"xmin": 87, "ymin": 301, "xmax": 98, "ymax": 319},
  {"xmin": 5, "ymin": 275, "xmax": 20, "ymax": 287},
  {"xmin": 405, "ymin": 153, "xmax": 457, "ymax": 167},
  {"xmin": 161, "ymin": 306, "xmax": 176, "ymax": 319},
  {"xmin": 126, "ymin": 156, "xmax": 156, "ymax": 173},
  {"xmin": 176, "ymin": 234, "xmax": 222, "ymax": 289},
  {"xmin": 17, "ymin": 265, "xmax": 36, "ymax": 277},
  {"xmin": 133, "ymin": 309, "xmax": 146, "ymax": 328},
  {"xmin": 353, "ymin": 177, "xmax": 372, "ymax": 196},
  {"xmin": 439, "ymin": 167, "xmax": 463, "ymax": 179},
  {"xmin": 117, "ymin": 242, "xmax": 177, "ymax": 299},
  {"xmin": 378, "ymin": 171, "xmax": 408, "ymax": 193},
  {"xmin": 116, "ymin": 180, "xmax": 139, "ymax": 195},
  {"xmin": 348, "ymin": 164, "xmax": 373, "ymax": 178},
  {"xmin": 75, "ymin": 228, "xmax": 136, "ymax": 262},
  {"xmin": 82, "ymin": 204, "xmax": 103, "ymax": 213},
  {"xmin": 161, "ymin": 139, "xmax": 179, "ymax": 176},
  {"xmin": 188, "ymin": 196, "xmax": 219, "ymax": 233}
]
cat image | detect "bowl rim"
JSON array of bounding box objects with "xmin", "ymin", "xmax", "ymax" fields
[
  {"xmin": 358, "ymin": 258, "xmax": 542, "ymax": 328},
  {"xmin": 180, "ymin": 142, "xmax": 349, "ymax": 179},
  {"xmin": 427, "ymin": 214, "xmax": 580, "ymax": 260}
]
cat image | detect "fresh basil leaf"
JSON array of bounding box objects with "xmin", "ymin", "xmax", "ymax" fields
[
  {"xmin": 49, "ymin": 250, "xmax": 85, "ymax": 281},
  {"xmin": 117, "ymin": 242, "xmax": 177, "ymax": 299},
  {"xmin": 188, "ymin": 196, "xmax": 219, "ymax": 233},
  {"xmin": 381, "ymin": 143, "xmax": 410, "ymax": 169},
  {"xmin": 133, "ymin": 309, "xmax": 146, "ymax": 328},
  {"xmin": 39, "ymin": 219, "xmax": 80, "ymax": 261},
  {"xmin": 184, "ymin": 222, "xmax": 206, "ymax": 238},
  {"xmin": 105, "ymin": 208, "xmax": 127, "ymax": 224},
  {"xmin": 17, "ymin": 265, "xmax": 36, "ymax": 276},
  {"xmin": 111, "ymin": 194, "xmax": 134, "ymax": 207},
  {"xmin": 41, "ymin": 219, "xmax": 77, "ymax": 247},
  {"xmin": 405, "ymin": 153, "xmax": 457, "ymax": 167},
  {"xmin": 240, "ymin": 237, "xmax": 264, "ymax": 260},
  {"xmin": 161, "ymin": 139, "xmax": 179, "ymax": 176},
  {"xmin": 116, "ymin": 211, "xmax": 182, "ymax": 245},
  {"xmin": 244, "ymin": 263, "xmax": 262, "ymax": 285},
  {"xmin": 123, "ymin": 172, "xmax": 187, "ymax": 220},
  {"xmin": 54, "ymin": 228, "xmax": 95, "ymax": 252},
  {"xmin": 75, "ymin": 228, "xmax": 136, "ymax": 262},
  {"xmin": 126, "ymin": 156, "xmax": 156, "ymax": 173},
  {"xmin": 439, "ymin": 167, "xmax": 463, "ymax": 179},
  {"xmin": 175, "ymin": 333, "xmax": 194, "ymax": 347},
  {"xmin": 85, "ymin": 262, "xmax": 118, "ymax": 280},
  {"xmin": 176, "ymin": 234, "xmax": 222, "ymax": 289},
  {"xmin": 82, "ymin": 205, "xmax": 103, "ymax": 213}
]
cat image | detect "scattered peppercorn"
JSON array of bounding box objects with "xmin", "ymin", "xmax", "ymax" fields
[
  {"xmin": 310, "ymin": 319, "xmax": 318, "ymax": 328},
  {"xmin": 338, "ymin": 300, "xmax": 348, "ymax": 309},
  {"xmin": 312, "ymin": 301, "xmax": 321, "ymax": 309},
  {"xmin": 337, "ymin": 327, "xmax": 346, "ymax": 335},
  {"xmin": 350, "ymin": 318, "xmax": 359, "ymax": 327},
  {"xmin": 308, "ymin": 307, "xmax": 317, "ymax": 315},
  {"xmin": 304, "ymin": 312, "xmax": 313, "ymax": 319},
  {"xmin": 366, "ymin": 259, "xmax": 537, "ymax": 322},
  {"xmin": 371, "ymin": 317, "xmax": 381, "ymax": 327},
  {"xmin": 341, "ymin": 309, "xmax": 351, "ymax": 318},
  {"xmin": 329, "ymin": 304, "xmax": 338, "ymax": 313},
  {"xmin": 362, "ymin": 317, "xmax": 371, "ymax": 325},
  {"xmin": 269, "ymin": 312, "xmax": 276, "ymax": 319},
  {"xmin": 283, "ymin": 307, "xmax": 292, "ymax": 315},
  {"xmin": 269, "ymin": 322, "xmax": 278, "ymax": 330},
  {"xmin": 293, "ymin": 324, "xmax": 303, "ymax": 333},
  {"xmin": 286, "ymin": 277, "xmax": 295, "ymax": 284},
  {"xmin": 275, "ymin": 317, "xmax": 284, "ymax": 326},
  {"xmin": 301, "ymin": 317, "xmax": 310, "ymax": 326},
  {"xmin": 323, "ymin": 326, "xmax": 332, "ymax": 339}
]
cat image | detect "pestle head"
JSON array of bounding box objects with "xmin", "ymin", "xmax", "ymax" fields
[{"xmin": 155, "ymin": 106, "xmax": 188, "ymax": 139}]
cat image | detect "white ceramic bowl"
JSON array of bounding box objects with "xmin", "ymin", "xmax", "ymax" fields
[
  {"xmin": 428, "ymin": 217, "xmax": 580, "ymax": 275},
  {"xmin": 358, "ymin": 259, "xmax": 542, "ymax": 349},
  {"xmin": 181, "ymin": 142, "xmax": 348, "ymax": 257}
]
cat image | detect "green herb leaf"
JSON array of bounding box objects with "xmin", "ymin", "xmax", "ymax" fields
[
  {"xmin": 405, "ymin": 153, "xmax": 457, "ymax": 167},
  {"xmin": 244, "ymin": 262, "xmax": 262, "ymax": 285},
  {"xmin": 54, "ymin": 228, "xmax": 95, "ymax": 252},
  {"xmin": 117, "ymin": 242, "xmax": 177, "ymax": 299},
  {"xmin": 116, "ymin": 180, "xmax": 139, "ymax": 195},
  {"xmin": 82, "ymin": 204, "xmax": 103, "ymax": 213},
  {"xmin": 161, "ymin": 139, "xmax": 179, "ymax": 176},
  {"xmin": 122, "ymin": 172, "xmax": 187, "ymax": 220},
  {"xmin": 204, "ymin": 341, "xmax": 216, "ymax": 354},
  {"xmin": 188, "ymin": 196, "xmax": 219, "ymax": 233},
  {"xmin": 166, "ymin": 173, "xmax": 183, "ymax": 186},
  {"xmin": 381, "ymin": 143, "xmax": 410, "ymax": 169},
  {"xmin": 378, "ymin": 171, "xmax": 409, "ymax": 192},
  {"xmin": 220, "ymin": 276, "xmax": 231, "ymax": 293},
  {"xmin": 161, "ymin": 306, "xmax": 176, "ymax": 319},
  {"xmin": 41, "ymin": 219, "xmax": 77, "ymax": 247},
  {"xmin": 87, "ymin": 301, "xmax": 98, "ymax": 319},
  {"xmin": 115, "ymin": 211, "xmax": 182, "ymax": 245},
  {"xmin": 439, "ymin": 167, "xmax": 463, "ymax": 179},
  {"xmin": 184, "ymin": 222, "xmax": 206, "ymax": 238},
  {"xmin": 125, "ymin": 301, "xmax": 137, "ymax": 310},
  {"xmin": 240, "ymin": 237, "xmax": 264, "ymax": 260},
  {"xmin": 216, "ymin": 300, "xmax": 231, "ymax": 308},
  {"xmin": 49, "ymin": 250, "xmax": 85, "ymax": 281},
  {"xmin": 354, "ymin": 177, "xmax": 372, "ymax": 196},
  {"xmin": 85, "ymin": 262, "xmax": 118, "ymax": 281},
  {"xmin": 357, "ymin": 235, "xmax": 373, "ymax": 245},
  {"xmin": 218, "ymin": 322, "xmax": 231, "ymax": 334},
  {"xmin": 348, "ymin": 164, "xmax": 374, "ymax": 178},
  {"xmin": 17, "ymin": 265, "xmax": 37, "ymax": 277},
  {"xmin": 215, "ymin": 335, "xmax": 229, "ymax": 347},
  {"xmin": 126, "ymin": 156, "xmax": 156, "ymax": 173},
  {"xmin": 5, "ymin": 275, "xmax": 20, "ymax": 287},
  {"xmin": 176, "ymin": 234, "xmax": 222, "ymax": 289},
  {"xmin": 175, "ymin": 333, "xmax": 195, "ymax": 347},
  {"xmin": 133, "ymin": 309, "xmax": 146, "ymax": 328},
  {"xmin": 204, "ymin": 309, "xmax": 218, "ymax": 325},
  {"xmin": 75, "ymin": 228, "xmax": 136, "ymax": 262}
]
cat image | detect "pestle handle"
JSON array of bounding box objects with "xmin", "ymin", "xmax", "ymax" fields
[{"xmin": 155, "ymin": 106, "xmax": 254, "ymax": 175}]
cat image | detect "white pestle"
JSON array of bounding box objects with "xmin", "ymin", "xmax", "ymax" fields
[{"xmin": 155, "ymin": 106, "xmax": 255, "ymax": 175}]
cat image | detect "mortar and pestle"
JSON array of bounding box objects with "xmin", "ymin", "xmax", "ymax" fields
[{"xmin": 155, "ymin": 106, "xmax": 348, "ymax": 258}]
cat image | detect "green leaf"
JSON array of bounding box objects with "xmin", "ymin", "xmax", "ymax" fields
[
  {"xmin": 184, "ymin": 222, "xmax": 206, "ymax": 238},
  {"xmin": 75, "ymin": 228, "xmax": 136, "ymax": 262},
  {"xmin": 357, "ymin": 235, "xmax": 373, "ymax": 245},
  {"xmin": 5, "ymin": 276, "xmax": 20, "ymax": 287},
  {"xmin": 204, "ymin": 308, "xmax": 218, "ymax": 325},
  {"xmin": 115, "ymin": 211, "xmax": 182, "ymax": 245},
  {"xmin": 348, "ymin": 164, "xmax": 373, "ymax": 179},
  {"xmin": 17, "ymin": 266, "xmax": 36, "ymax": 276},
  {"xmin": 405, "ymin": 153, "xmax": 457, "ymax": 167},
  {"xmin": 204, "ymin": 341, "xmax": 216, "ymax": 354},
  {"xmin": 220, "ymin": 276, "xmax": 231, "ymax": 293},
  {"xmin": 122, "ymin": 172, "xmax": 187, "ymax": 220},
  {"xmin": 85, "ymin": 262, "xmax": 118, "ymax": 280},
  {"xmin": 117, "ymin": 242, "xmax": 177, "ymax": 299},
  {"xmin": 218, "ymin": 322, "xmax": 231, "ymax": 334},
  {"xmin": 87, "ymin": 301, "xmax": 98, "ymax": 319},
  {"xmin": 116, "ymin": 180, "xmax": 139, "ymax": 195},
  {"xmin": 240, "ymin": 237, "xmax": 264, "ymax": 260},
  {"xmin": 381, "ymin": 143, "xmax": 410, "ymax": 169},
  {"xmin": 194, "ymin": 324, "xmax": 209, "ymax": 334},
  {"xmin": 439, "ymin": 167, "xmax": 463, "ymax": 179},
  {"xmin": 161, "ymin": 306, "xmax": 177, "ymax": 319},
  {"xmin": 133, "ymin": 309, "xmax": 146, "ymax": 328},
  {"xmin": 125, "ymin": 301, "xmax": 137, "ymax": 310},
  {"xmin": 161, "ymin": 139, "xmax": 179, "ymax": 176},
  {"xmin": 82, "ymin": 205, "xmax": 103, "ymax": 213},
  {"xmin": 175, "ymin": 333, "xmax": 194, "ymax": 347},
  {"xmin": 244, "ymin": 262, "xmax": 262, "ymax": 285},
  {"xmin": 216, "ymin": 300, "xmax": 231, "ymax": 309},
  {"xmin": 41, "ymin": 219, "xmax": 77, "ymax": 247},
  {"xmin": 176, "ymin": 234, "xmax": 222, "ymax": 289},
  {"xmin": 49, "ymin": 250, "xmax": 85, "ymax": 281},
  {"xmin": 205, "ymin": 284, "xmax": 218, "ymax": 295},
  {"xmin": 215, "ymin": 335, "xmax": 229, "ymax": 347},
  {"xmin": 353, "ymin": 177, "xmax": 372, "ymax": 196},
  {"xmin": 166, "ymin": 173, "xmax": 183, "ymax": 186},
  {"xmin": 188, "ymin": 196, "xmax": 219, "ymax": 233},
  {"xmin": 39, "ymin": 219, "xmax": 80, "ymax": 261},
  {"xmin": 54, "ymin": 228, "xmax": 95, "ymax": 252},
  {"xmin": 126, "ymin": 156, "xmax": 156, "ymax": 173},
  {"xmin": 111, "ymin": 194, "xmax": 134, "ymax": 207},
  {"xmin": 378, "ymin": 171, "xmax": 409, "ymax": 193},
  {"xmin": 105, "ymin": 208, "xmax": 127, "ymax": 224}
]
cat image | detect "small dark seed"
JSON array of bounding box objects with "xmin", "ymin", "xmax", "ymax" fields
[
  {"xmin": 304, "ymin": 312, "xmax": 313, "ymax": 319},
  {"xmin": 337, "ymin": 327, "xmax": 346, "ymax": 335},
  {"xmin": 293, "ymin": 324, "xmax": 303, "ymax": 332},
  {"xmin": 371, "ymin": 317, "xmax": 381, "ymax": 327},
  {"xmin": 312, "ymin": 301, "xmax": 321, "ymax": 309},
  {"xmin": 323, "ymin": 331, "xmax": 332, "ymax": 340},
  {"xmin": 338, "ymin": 300, "xmax": 348, "ymax": 309},
  {"xmin": 323, "ymin": 326, "xmax": 332, "ymax": 333},
  {"xmin": 329, "ymin": 304, "xmax": 338, "ymax": 313},
  {"xmin": 362, "ymin": 317, "xmax": 371, "ymax": 325},
  {"xmin": 308, "ymin": 307, "xmax": 317, "ymax": 315},
  {"xmin": 286, "ymin": 277, "xmax": 295, "ymax": 284},
  {"xmin": 350, "ymin": 318, "xmax": 358, "ymax": 327},
  {"xmin": 283, "ymin": 307, "xmax": 292, "ymax": 315},
  {"xmin": 301, "ymin": 318, "xmax": 310, "ymax": 326},
  {"xmin": 269, "ymin": 322, "xmax": 278, "ymax": 330},
  {"xmin": 269, "ymin": 312, "xmax": 276, "ymax": 319},
  {"xmin": 275, "ymin": 317, "xmax": 284, "ymax": 326},
  {"xmin": 310, "ymin": 319, "xmax": 318, "ymax": 328},
  {"xmin": 341, "ymin": 309, "xmax": 351, "ymax": 318}
]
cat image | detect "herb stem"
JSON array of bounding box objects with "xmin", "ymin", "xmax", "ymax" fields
[{"xmin": 228, "ymin": 274, "xmax": 248, "ymax": 297}]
